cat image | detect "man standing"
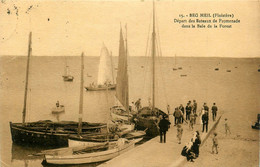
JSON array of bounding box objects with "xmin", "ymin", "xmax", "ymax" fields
[
  {"xmin": 159, "ymin": 115, "xmax": 171, "ymax": 143},
  {"xmin": 135, "ymin": 98, "xmax": 142, "ymax": 111},
  {"xmin": 185, "ymin": 102, "xmax": 192, "ymax": 120},
  {"xmin": 173, "ymin": 108, "xmax": 183, "ymax": 125},
  {"xmin": 211, "ymin": 103, "xmax": 218, "ymax": 121},
  {"xmin": 202, "ymin": 111, "xmax": 209, "ymax": 133}
]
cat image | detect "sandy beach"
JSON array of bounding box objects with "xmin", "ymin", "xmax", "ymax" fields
[{"xmin": 185, "ymin": 118, "xmax": 259, "ymax": 167}]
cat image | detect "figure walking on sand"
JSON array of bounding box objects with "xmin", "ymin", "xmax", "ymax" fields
[
  {"xmin": 177, "ymin": 124, "xmax": 183, "ymax": 144},
  {"xmin": 212, "ymin": 132, "xmax": 219, "ymax": 154},
  {"xmin": 224, "ymin": 118, "xmax": 231, "ymax": 135},
  {"xmin": 192, "ymin": 100, "xmax": 197, "ymax": 114},
  {"xmin": 167, "ymin": 104, "xmax": 170, "ymax": 115},
  {"xmin": 189, "ymin": 113, "xmax": 195, "ymax": 130},
  {"xmin": 199, "ymin": 107, "xmax": 205, "ymax": 125},
  {"xmin": 158, "ymin": 115, "xmax": 171, "ymax": 143},
  {"xmin": 179, "ymin": 104, "xmax": 185, "ymax": 123},
  {"xmin": 211, "ymin": 103, "xmax": 218, "ymax": 121}
]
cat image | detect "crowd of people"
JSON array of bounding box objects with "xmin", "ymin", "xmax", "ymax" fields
[
  {"xmin": 164, "ymin": 100, "xmax": 224, "ymax": 162},
  {"xmin": 130, "ymin": 97, "xmax": 231, "ymax": 163}
]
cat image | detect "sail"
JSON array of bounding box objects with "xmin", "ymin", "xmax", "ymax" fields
[
  {"xmin": 97, "ymin": 44, "xmax": 113, "ymax": 85},
  {"xmin": 116, "ymin": 27, "xmax": 129, "ymax": 111}
]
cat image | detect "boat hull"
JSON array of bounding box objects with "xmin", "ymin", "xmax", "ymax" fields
[
  {"xmin": 44, "ymin": 140, "xmax": 135, "ymax": 165},
  {"xmin": 85, "ymin": 84, "xmax": 116, "ymax": 91},
  {"xmin": 62, "ymin": 75, "xmax": 74, "ymax": 82},
  {"xmin": 135, "ymin": 107, "xmax": 167, "ymax": 137},
  {"xmin": 51, "ymin": 106, "xmax": 65, "ymax": 114},
  {"xmin": 10, "ymin": 122, "xmax": 68, "ymax": 147},
  {"xmin": 135, "ymin": 117, "xmax": 159, "ymax": 137},
  {"xmin": 10, "ymin": 121, "xmax": 106, "ymax": 147}
]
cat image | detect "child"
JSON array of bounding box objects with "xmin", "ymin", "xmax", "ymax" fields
[
  {"xmin": 189, "ymin": 113, "xmax": 195, "ymax": 130},
  {"xmin": 224, "ymin": 118, "xmax": 231, "ymax": 135},
  {"xmin": 177, "ymin": 124, "xmax": 183, "ymax": 144},
  {"xmin": 212, "ymin": 132, "xmax": 218, "ymax": 154}
]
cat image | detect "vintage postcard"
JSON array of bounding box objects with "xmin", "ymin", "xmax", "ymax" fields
[{"xmin": 0, "ymin": 0, "xmax": 259, "ymax": 167}]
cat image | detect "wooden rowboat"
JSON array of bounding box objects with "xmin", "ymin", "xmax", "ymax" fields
[{"xmin": 43, "ymin": 138, "xmax": 136, "ymax": 165}]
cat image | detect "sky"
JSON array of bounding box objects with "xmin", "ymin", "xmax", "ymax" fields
[{"xmin": 0, "ymin": 0, "xmax": 259, "ymax": 57}]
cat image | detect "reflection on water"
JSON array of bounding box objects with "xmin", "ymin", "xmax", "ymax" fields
[
  {"xmin": 11, "ymin": 143, "xmax": 44, "ymax": 161},
  {"xmin": 11, "ymin": 143, "xmax": 105, "ymax": 167}
]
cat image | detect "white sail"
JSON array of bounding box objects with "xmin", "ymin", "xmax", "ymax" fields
[{"xmin": 97, "ymin": 44, "xmax": 113, "ymax": 85}]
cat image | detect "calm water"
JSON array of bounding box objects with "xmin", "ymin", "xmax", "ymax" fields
[{"xmin": 0, "ymin": 56, "xmax": 259, "ymax": 167}]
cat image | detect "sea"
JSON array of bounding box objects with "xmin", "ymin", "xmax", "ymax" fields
[{"xmin": 0, "ymin": 56, "xmax": 259, "ymax": 167}]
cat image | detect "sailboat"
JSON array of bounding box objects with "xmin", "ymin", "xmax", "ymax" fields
[
  {"xmin": 62, "ymin": 65, "xmax": 74, "ymax": 82},
  {"xmin": 135, "ymin": 2, "xmax": 168, "ymax": 137},
  {"xmin": 110, "ymin": 25, "xmax": 133, "ymax": 123},
  {"xmin": 9, "ymin": 33, "xmax": 106, "ymax": 147},
  {"xmin": 172, "ymin": 54, "xmax": 178, "ymax": 71},
  {"xmin": 67, "ymin": 27, "xmax": 145, "ymax": 148},
  {"xmin": 85, "ymin": 44, "xmax": 116, "ymax": 91}
]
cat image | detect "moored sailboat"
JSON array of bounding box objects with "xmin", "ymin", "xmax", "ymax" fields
[
  {"xmin": 62, "ymin": 65, "xmax": 74, "ymax": 82},
  {"xmin": 110, "ymin": 25, "xmax": 133, "ymax": 123},
  {"xmin": 9, "ymin": 34, "xmax": 106, "ymax": 147}
]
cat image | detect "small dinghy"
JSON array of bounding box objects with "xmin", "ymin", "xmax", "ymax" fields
[
  {"xmin": 43, "ymin": 138, "xmax": 136, "ymax": 165},
  {"xmin": 51, "ymin": 105, "xmax": 65, "ymax": 114}
]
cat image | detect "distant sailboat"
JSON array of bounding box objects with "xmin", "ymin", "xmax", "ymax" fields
[
  {"xmin": 172, "ymin": 54, "xmax": 177, "ymax": 71},
  {"xmin": 85, "ymin": 44, "xmax": 116, "ymax": 91},
  {"xmin": 9, "ymin": 33, "xmax": 106, "ymax": 147},
  {"xmin": 63, "ymin": 65, "xmax": 74, "ymax": 82}
]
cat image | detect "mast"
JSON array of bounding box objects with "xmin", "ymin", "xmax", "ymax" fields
[
  {"xmin": 175, "ymin": 54, "xmax": 176, "ymax": 67},
  {"xmin": 125, "ymin": 24, "xmax": 129, "ymax": 113},
  {"xmin": 152, "ymin": 1, "xmax": 156, "ymax": 111},
  {"xmin": 78, "ymin": 52, "xmax": 84, "ymax": 135},
  {"xmin": 22, "ymin": 32, "xmax": 32, "ymax": 124}
]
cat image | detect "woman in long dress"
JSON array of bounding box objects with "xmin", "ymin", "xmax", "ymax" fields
[{"xmin": 199, "ymin": 107, "xmax": 205, "ymax": 125}]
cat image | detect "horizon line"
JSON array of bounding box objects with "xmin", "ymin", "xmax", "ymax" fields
[{"xmin": 0, "ymin": 55, "xmax": 259, "ymax": 59}]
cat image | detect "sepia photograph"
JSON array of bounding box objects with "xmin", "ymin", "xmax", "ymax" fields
[{"xmin": 0, "ymin": 0, "xmax": 259, "ymax": 167}]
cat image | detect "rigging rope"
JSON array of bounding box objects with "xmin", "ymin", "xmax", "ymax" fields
[
  {"xmin": 140, "ymin": 12, "xmax": 153, "ymax": 104},
  {"xmin": 155, "ymin": 9, "xmax": 169, "ymax": 109}
]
